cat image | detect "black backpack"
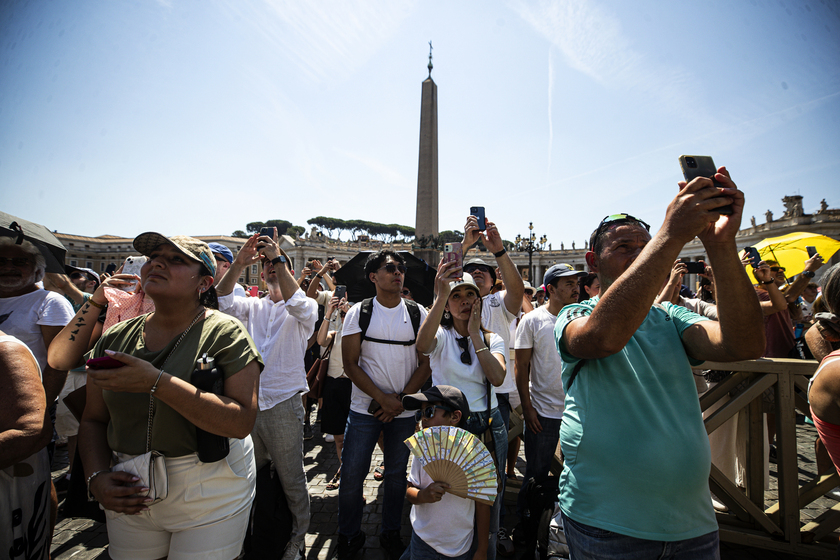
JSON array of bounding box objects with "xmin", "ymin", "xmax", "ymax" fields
[
  {"xmin": 357, "ymin": 297, "xmax": 422, "ymax": 346},
  {"xmin": 519, "ymin": 475, "xmax": 561, "ymax": 560},
  {"xmin": 243, "ymin": 462, "xmax": 292, "ymax": 559}
]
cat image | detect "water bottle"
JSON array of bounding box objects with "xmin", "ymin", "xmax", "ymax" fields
[{"xmin": 190, "ymin": 353, "xmax": 230, "ymax": 463}]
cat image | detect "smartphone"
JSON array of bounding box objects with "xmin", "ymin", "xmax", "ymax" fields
[
  {"xmin": 105, "ymin": 263, "xmax": 117, "ymax": 274},
  {"xmin": 334, "ymin": 285, "xmax": 347, "ymax": 301},
  {"xmin": 680, "ymin": 258, "xmax": 706, "ymax": 274},
  {"xmin": 470, "ymin": 206, "xmax": 486, "ymax": 231},
  {"xmin": 121, "ymin": 256, "xmax": 146, "ymax": 292},
  {"xmin": 443, "ymin": 242, "xmax": 463, "ymax": 270},
  {"xmin": 257, "ymin": 227, "xmax": 274, "ymax": 250},
  {"xmin": 86, "ymin": 356, "xmax": 125, "ymax": 369},
  {"xmin": 678, "ymin": 155, "xmax": 732, "ymax": 215},
  {"xmin": 807, "ymin": 246, "xmax": 818, "ymax": 258},
  {"xmin": 368, "ymin": 400, "xmax": 382, "ymax": 415},
  {"xmin": 743, "ymin": 246, "xmax": 761, "ymax": 268}
]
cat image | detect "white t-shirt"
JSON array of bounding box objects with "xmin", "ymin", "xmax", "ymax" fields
[
  {"xmin": 342, "ymin": 298, "xmax": 428, "ymax": 419},
  {"xmin": 0, "ymin": 289, "xmax": 74, "ymax": 371},
  {"xmin": 514, "ymin": 306, "xmax": 565, "ymax": 419},
  {"xmin": 324, "ymin": 322, "xmax": 346, "ymax": 379},
  {"xmin": 481, "ymin": 291, "xmax": 517, "ymax": 394},
  {"xmin": 408, "ymin": 456, "xmax": 474, "ymax": 557},
  {"xmin": 427, "ymin": 326, "xmax": 505, "ymax": 413}
]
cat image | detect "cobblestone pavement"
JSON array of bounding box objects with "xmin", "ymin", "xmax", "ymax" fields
[{"xmin": 50, "ymin": 411, "xmax": 837, "ymax": 560}]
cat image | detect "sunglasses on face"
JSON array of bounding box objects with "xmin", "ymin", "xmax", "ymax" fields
[
  {"xmin": 0, "ymin": 257, "xmax": 32, "ymax": 267},
  {"xmin": 402, "ymin": 289, "xmax": 411, "ymax": 296},
  {"xmin": 770, "ymin": 267, "xmax": 785, "ymax": 272},
  {"xmin": 378, "ymin": 263, "xmax": 407, "ymax": 275},
  {"xmin": 414, "ymin": 404, "xmax": 453, "ymax": 422},
  {"xmin": 593, "ymin": 213, "xmax": 651, "ymax": 241},
  {"xmin": 463, "ymin": 265, "xmax": 490, "ymax": 275},
  {"xmin": 456, "ymin": 336, "xmax": 472, "ymax": 365}
]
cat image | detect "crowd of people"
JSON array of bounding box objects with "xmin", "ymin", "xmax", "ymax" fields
[{"xmin": 2, "ymin": 165, "xmax": 840, "ymax": 560}]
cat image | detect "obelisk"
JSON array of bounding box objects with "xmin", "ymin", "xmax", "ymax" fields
[{"xmin": 414, "ymin": 42, "xmax": 439, "ymax": 267}]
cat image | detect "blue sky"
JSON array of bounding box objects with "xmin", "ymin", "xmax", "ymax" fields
[{"xmin": 1, "ymin": 0, "xmax": 839, "ymax": 249}]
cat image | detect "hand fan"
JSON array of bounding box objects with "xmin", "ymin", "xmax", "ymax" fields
[{"xmin": 404, "ymin": 426, "xmax": 497, "ymax": 505}]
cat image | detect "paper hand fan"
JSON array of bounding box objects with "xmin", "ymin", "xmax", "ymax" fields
[{"xmin": 405, "ymin": 426, "xmax": 497, "ymax": 505}]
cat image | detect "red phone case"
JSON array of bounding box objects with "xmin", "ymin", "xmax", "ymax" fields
[{"xmin": 86, "ymin": 356, "xmax": 125, "ymax": 369}]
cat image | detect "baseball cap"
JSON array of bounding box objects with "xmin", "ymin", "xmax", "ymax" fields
[
  {"xmin": 207, "ymin": 243, "xmax": 234, "ymax": 264},
  {"xmin": 544, "ymin": 263, "xmax": 585, "ymax": 287},
  {"xmin": 464, "ymin": 257, "xmax": 497, "ymax": 284},
  {"xmin": 402, "ymin": 385, "xmax": 470, "ymax": 421},
  {"xmin": 449, "ymin": 272, "xmax": 479, "ymax": 295},
  {"xmin": 133, "ymin": 232, "xmax": 217, "ymax": 277},
  {"xmin": 64, "ymin": 265, "xmax": 100, "ymax": 289}
]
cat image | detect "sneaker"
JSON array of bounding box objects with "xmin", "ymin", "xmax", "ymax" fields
[
  {"xmin": 325, "ymin": 434, "xmax": 335, "ymax": 443},
  {"xmin": 333, "ymin": 532, "xmax": 365, "ymax": 560},
  {"xmin": 303, "ymin": 423, "xmax": 313, "ymax": 441},
  {"xmin": 380, "ymin": 529, "xmax": 406, "ymax": 560},
  {"xmin": 497, "ymin": 527, "xmax": 515, "ymax": 557},
  {"xmin": 711, "ymin": 494, "xmax": 729, "ymax": 513}
]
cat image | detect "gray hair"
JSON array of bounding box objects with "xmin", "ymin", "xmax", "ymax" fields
[
  {"xmin": 821, "ymin": 263, "xmax": 840, "ymax": 315},
  {"xmin": 0, "ymin": 236, "xmax": 47, "ymax": 282}
]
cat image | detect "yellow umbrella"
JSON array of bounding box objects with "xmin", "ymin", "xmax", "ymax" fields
[{"xmin": 745, "ymin": 232, "xmax": 840, "ymax": 283}]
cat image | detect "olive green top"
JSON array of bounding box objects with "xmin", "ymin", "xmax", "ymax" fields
[{"xmin": 88, "ymin": 310, "xmax": 264, "ymax": 457}]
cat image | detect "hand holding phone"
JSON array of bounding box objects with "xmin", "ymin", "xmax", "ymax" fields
[
  {"xmin": 334, "ymin": 285, "xmax": 347, "ymax": 300},
  {"xmin": 442, "ymin": 242, "xmax": 463, "ymax": 271},
  {"xmin": 743, "ymin": 247, "xmax": 761, "ymax": 269},
  {"xmin": 678, "ymin": 155, "xmax": 733, "ymax": 215},
  {"xmin": 86, "ymin": 356, "xmax": 126, "ymax": 370},
  {"xmin": 470, "ymin": 207, "xmax": 487, "ymax": 231}
]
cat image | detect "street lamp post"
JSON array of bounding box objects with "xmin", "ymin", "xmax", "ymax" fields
[{"xmin": 515, "ymin": 222, "xmax": 548, "ymax": 283}]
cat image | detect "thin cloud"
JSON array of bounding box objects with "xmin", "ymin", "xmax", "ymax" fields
[
  {"xmin": 221, "ymin": 0, "xmax": 416, "ymax": 81},
  {"xmin": 547, "ymin": 46, "xmax": 554, "ymax": 179},
  {"xmin": 337, "ymin": 149, "xmax": 412, "ymax": 189}
]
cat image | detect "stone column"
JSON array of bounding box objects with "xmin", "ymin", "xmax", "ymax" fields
[{"xmin": 414, "ymin": 77, "xmax": 439, "ymax": 267}]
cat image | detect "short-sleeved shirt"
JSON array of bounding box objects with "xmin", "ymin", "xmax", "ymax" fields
[
  {"xmin": 514, "ymin": 305, "xmax": 565, "ymax": 419},
  {"xmin": 427, "ymin": 326, "xmax": 505, "ymax": 413},
  {"xmin": 408, "ymin": 455, "xmax": 475, "ymax": 557},
  {"xmin": 481, "ymin": 292, "xmax": 517, "ymax": 394},
  {"xmin": 342, "ymin": 298, "xmax": 428, "ymax": 419},
  {"xmin": 88, "ymin": 310, "xmax": 263, "ymax": 457},
  {"xmin": 554, "ymin": 296, "xmax": 717, "ymax": 541},
  {"xmin": 0, "ymin": 289, "xmax": 74, "ymax": 371},
  {"xmin": 758, "ymin": 290, "xmax": 795, "ymax": 358}
]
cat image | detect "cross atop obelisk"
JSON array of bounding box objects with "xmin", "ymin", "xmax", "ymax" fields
[{"xmin": 415, "ymin": 42, "xmax": 439, "ymax": 266}]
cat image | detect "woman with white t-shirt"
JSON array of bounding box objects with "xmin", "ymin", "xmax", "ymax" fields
[{"xmin": 415, "ymin": 261, "xmax": 507, "ymax": 558}]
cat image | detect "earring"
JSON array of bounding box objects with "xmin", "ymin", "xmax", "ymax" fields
[{"xmin": 444, "ymin": 311, "xmax": 450, "ymax": 319}]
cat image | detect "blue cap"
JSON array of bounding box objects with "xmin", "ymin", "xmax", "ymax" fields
[
  {"xmin": 543, "ymin": 263, "xmax": 585, "ymax": 287},
  {"xmin": 208, "ymin": 243, "xmax": 234, "ymax": 264}
]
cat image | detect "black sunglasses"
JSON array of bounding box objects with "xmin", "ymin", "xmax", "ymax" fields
[
  {"xmin": 402, "ymin": 289, "xmax": 411, "ymax": 296},
  {"xmin": 770, "ymin": 266, "xmax": 786, "ymax": 272},
  {"xmin": 593, "ymin": 213, "xmax": 651, "ymax": 241},
  {"xmin": 414, "ymin": 404, "xmax": 453, "ymax": 422},
  {"xmin": 378, "ymin": 263, "xmax": 407, "ymax": 275},
  {"xmin": 463, "ymin": 264, "xmax": 491, "ymax": 275},
  {"xmin": 456, "ymin": 336, "xmax": 472, "ymax": 366}
]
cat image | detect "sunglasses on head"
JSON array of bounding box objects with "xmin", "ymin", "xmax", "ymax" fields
[
  {"xmin": 593, "ymin": 213, "xmax": 651, "ymax": 241},
  {"xmin": 0, "ymin": 257, "xmax": 32, "ymax": 267},
  {"xmin": 414, "ymin": 404, "xmax": 453, "ymax": 422},
  {"xmin": 378, "ymin": 263, "xmax": 407, "ymax": 274},
  {"xmin": 456, "ymin": 336, "xmax": 472, "ymax": 365}
]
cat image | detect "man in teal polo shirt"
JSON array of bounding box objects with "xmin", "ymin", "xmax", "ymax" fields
[{"xmin": 554, "ymin": 167, "xmax": 765, "ymax": 559}]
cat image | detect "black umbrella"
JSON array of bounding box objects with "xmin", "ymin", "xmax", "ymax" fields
[
  {"xmin": 0, "ymin": 211, "xmax": 67, "ymax": 273},
  {"xmin": 333, "ymin": 251, "xmax": 436, "ymax": 307}
]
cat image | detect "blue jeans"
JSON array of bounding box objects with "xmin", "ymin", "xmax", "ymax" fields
[
  {"xmin": 517, "ymin": 414, "xmax": 562, "ymax": 517},
  {"xmin": 562, "ymin": 513, "xmax": 720, "ymax": 560},
  {"xmin": 338, "ymin": 410, "xmax": 416, "ymax": 538},
  {"xmin": 400, "ymin": 528, "xmax": 475, "ymax": 560},
  {"xmin": 463, "ymin": 406, "xmax": 507, "ymax": 560}
]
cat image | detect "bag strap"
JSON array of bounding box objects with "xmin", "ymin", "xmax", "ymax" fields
[
  {"xmin": 321, "ymin": 336, "xmax": 335, "ymax": 360},
  {"xmin": 483, "ymin": 332, "xmax": 493, "ymax": 412},
  {"xmin": 144, "ymin": 308, "xmax": 206, "ymax": 453},
  {"xmin": 566, "ymin": 359, "xmax": 586, "ymax": 392},
  {"xmin": 359, "ymin": 297, "xmax": 422, "ymax": 346}
]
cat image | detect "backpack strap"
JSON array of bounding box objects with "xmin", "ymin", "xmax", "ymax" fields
[
  {"xmin": 566, "ymin": 359, "xmax": 586, "ymax": 392},
  {"xmin": 359, "ymin": 297, "xmax": 421, "ymax": 346}
]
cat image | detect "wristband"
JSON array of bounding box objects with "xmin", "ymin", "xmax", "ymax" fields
[
  {"xmin": 316, "ymin": 274, "xmax": 324, "ymax": 278},
  {"xmin": 88, "ymin": 298, "xmax": 106, "ymax": 309},
  {"xmin": 803, "ymin": 270, "xmax": 816, "ymax": 278},
  {"xmin": 271, "ymin": 255, "xmax": 287, "ymax": 267},
  {"xmin": 493, "ymin": 249, "xmax": 507, "ymax": 258},
  {"xmin": 475, "ymin": 347, "xmax": 489, "ymax": 354},
  {"xmin": 761, "ymin": 280, "xmax": 775, "ymax": 285},
  {"xmin": 150, "ymin": 369, "xmax": 165, "ymax": 394},
  {"xmin": 86, "ymin": 468, "xmax": 110, "ymax": 502}
]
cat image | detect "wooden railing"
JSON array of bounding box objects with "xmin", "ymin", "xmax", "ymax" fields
[{"xmin": 698, "ymin": 358, "xmax": 837, "ymax": 559}]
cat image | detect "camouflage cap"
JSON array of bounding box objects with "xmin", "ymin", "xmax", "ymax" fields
[{"xmin": 133, "ymin": 232, "xmax": 216, "ymax": 277}]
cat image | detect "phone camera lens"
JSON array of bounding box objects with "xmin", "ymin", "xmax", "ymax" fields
[{"xmin": 686, "ymin": 157, "xmax": 697, "ymax": 168}]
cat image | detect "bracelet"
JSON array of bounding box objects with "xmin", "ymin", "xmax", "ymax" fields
[
  {"xmin": 150, "ymin": 369, "xmax": 165, "ymax": 394},
  {"xmin": 86, "ymin": 468, "xmax": 110, "ymax": 502},
  {"xmin": 761, "ymin": 280, "xmax": 775, "ymax": 285},
  {"xmin": 475, "ymin": 347, "xmax": 489, "ymax": 354},
  {"xmin": 87, "ymin": 298, "xmax": 106, "ymax": 309},
  {"xmin": 493, "ymin": 249, "xmax": 506, "ymax": 258},
  {"xmin": 316, "ymin": 274, "xmax": 324, "ymax": 278}
]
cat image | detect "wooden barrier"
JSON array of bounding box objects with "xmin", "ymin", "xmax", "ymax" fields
[{"xmin": 698, "ymin": 358, "xmax": 838, "ymax": 559}]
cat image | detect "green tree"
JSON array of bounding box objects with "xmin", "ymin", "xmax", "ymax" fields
[{"xmin": 231, "ymin": 230, "xmax": 248, "ymax": 238}]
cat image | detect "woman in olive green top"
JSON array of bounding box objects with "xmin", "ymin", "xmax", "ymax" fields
[{"xmin": 49, "ymin": 233, "xmax": 263, "ymax": 560}]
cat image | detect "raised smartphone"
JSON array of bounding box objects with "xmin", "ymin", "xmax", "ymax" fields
[
  {"xmin": 257, "ymin": 227, "xmax": 274, "ymax": 250},
  {"xmin": 334, "ymin": 285, "xmax": 347, "ymax": 301},
  {"xmin": 121, "ymin": 256, "xmax": 146, "ymax": 292},
  {"xmin": 678, "ymin": 155, "xmax": 733, "ymax": 215},
  {"xmin": 807, "ymin": 246, "xmax": 818, "ymax": 258},
  {"xmin": 679, "ymin": 258, "xmax": 706, "ymax": 274},
  {"xmin": 443, "ymin": 242, "xmax": 463, "ymax": 270},
  {"xmin": 743, "ymin": 247, "xmax": 761, "ymax": 268},
  {"xmin": 470, "ymin": 206, "xmax": 486, "ymax": 231}
]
